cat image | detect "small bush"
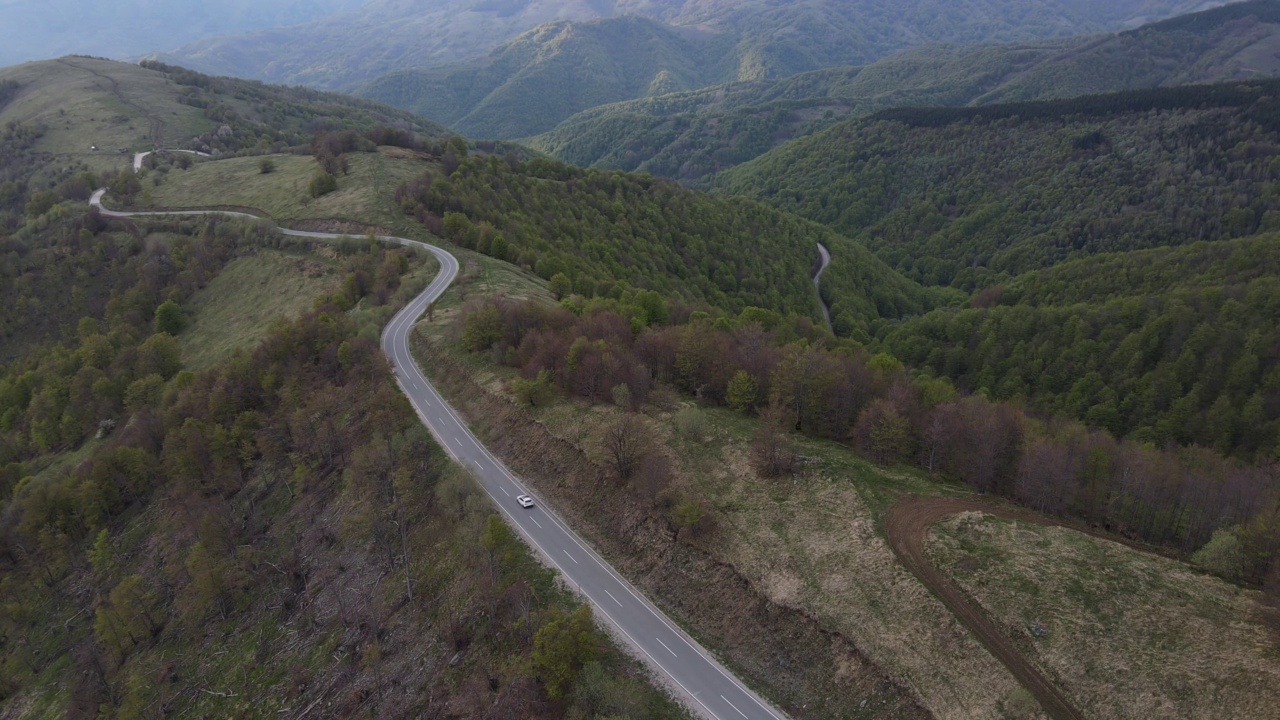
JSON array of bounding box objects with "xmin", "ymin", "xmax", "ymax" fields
[
  {"xmin": 308, "ymin": 171, "xmax": 337, "ymax": 198},
  {"xmin": 673, "ymin": 406, "xmax": 707, "ymax": 442}
]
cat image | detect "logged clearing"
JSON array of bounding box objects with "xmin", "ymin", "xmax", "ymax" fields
[
  {"xmin": 144, "ymin": 148, "xmax": 434, "ymax": 230},
  {"xmin": 180, "ymin": 250, "xmax": 339, "ymax": 369},
  {"xmin": 928, "ymin": 511, "xmax": 1280, "ymax": 720},
  {"xmin": 604, "ymin": 408, "xmax": 1039, "ymax": 719}
]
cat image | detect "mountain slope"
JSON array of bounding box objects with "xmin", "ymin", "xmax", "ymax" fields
[
  {"xmin": 0, "ymin": 57, "xmax": 447, "ymax": 231},
  {"xmin": 162, "ymin": 0, "xmax": 1221, "ymax": 92},
  {"xmin": 719, "ymin": 79, "xmax": 1280, "ymax": 284},
  {"xmin": 359, "ymin": 16, "xmax": 727, "ymax": 139},
  {"xmin": 149, "ymin": 0, "xmax": 691, "ymax": 89},
  {"xmin": 533, "ymin": 0, "xmax": 1280, "ymax": 183},
  {"xmin": 0, "ymin": 58, "xmax": 689, "ymax": 720},
  {"xmin": 717, "ymin": 77, "xmax": 1280, "ymax": 456}
]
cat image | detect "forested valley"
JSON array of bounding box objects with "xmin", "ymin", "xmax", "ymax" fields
[
  {"xmin": 396, "ymin": 151, "xmax": 950, "ymax": 340},
  {"xmin": 2, "ymin": 42, "xmax": 1280, "ymax": 718},
  {"xmin": 718, "ymin": 78, "xmax": 1280, "ymax": 465}
]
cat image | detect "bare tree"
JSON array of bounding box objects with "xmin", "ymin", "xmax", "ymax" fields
[
  {"xmin": 752, "ymin": 403, "xmax": 798, "ymax": 478},
  {"xmin": 602, "ymin": 414, "xmax": 647, "ymax": 481}
]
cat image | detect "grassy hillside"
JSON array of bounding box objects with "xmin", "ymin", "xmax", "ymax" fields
[
  {"xmin": 930, "ymin": 512, "xmax": 1280, "ymax": 718},
  {"xmin": 178, "ymin": 250, "xmax": 342, "ymax": 370},
  {"xmin": 141, "ymin": 148, "xmax": 432, "ymax": 230},
  {"xmin": 533, "ymin": 0, "xmax": 1280, "ymax": 184},
  {"xmin": 0, "ymin": 57, "xmax": 448, "ymax": 235}
]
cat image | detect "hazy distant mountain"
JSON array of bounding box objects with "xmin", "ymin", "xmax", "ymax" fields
[
  {"xmin": 0, "ymin": 0, "xmax": 361, "ymax": 67},
  {"xmin": 158, "ymin": 0, "xmax": 1224, "ymax": 91},
  {"xmin": 150, "ymin": 0, "xmax": 689, "ymax": 89},
  {"xmin": 359, "ymin": 16, "xmax": 729, "ymax": 139},
  {"xmin": 530, "ymin": 0, "xmax": 1280, "ymax": 183}
]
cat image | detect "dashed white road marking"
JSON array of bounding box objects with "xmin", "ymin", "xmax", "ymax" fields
[
  {"xmin": 501, "ymin": 486, "xmax": 510, "ymax": 496},
  {"xmin": 532, "ymin": 517, "xmax": 543, "ymax": 529},
  {"xmin": 657, "ymin": 637, "xmax": 679, "ymax": 657},
  {"xmin": 605, "ymin": 589, "xmax": 623, "ymax": 607},
  {"xmin": 564, "ymin": 550, "xmax": 579, "ymax": 564},
  {"xmin": 722, "ymin": 695, "xmax": 748, "ymax": 719}
]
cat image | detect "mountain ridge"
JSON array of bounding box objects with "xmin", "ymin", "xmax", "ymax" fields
[
  {"xmin": 155, "ymin": 0, "xmax": 1223, "ymax": 91},
  {"xmin": 530, "ymin": 0, "xmax": 1280, "ymax": 182}
]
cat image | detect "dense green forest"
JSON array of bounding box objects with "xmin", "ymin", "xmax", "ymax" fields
[
  {"xmin": 716, "ymin": 79, "xmax": 1280, "ymax": 458},
  {"xmin": 720, "ymin": 79, "xmax": 1280, "ymax": 287},
  {"xmin": 396, "ymin": 152, "xmax": 945, "ymax": 338},
  {"xmin": 531, "ymin": 0, "xmax": 1280, "ymax": 184},
  {"xmin": 881, "ymin": 234, "xmax": 1280, "ymax": 460},
  {"xmin": 454, "ymin": 296, "xmax": 1280, "ymax": 588}
]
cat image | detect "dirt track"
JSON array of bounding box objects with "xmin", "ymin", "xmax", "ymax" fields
[{"xmin": 886, "ymin": 495, "xmax": 1086, "ymax": 720}]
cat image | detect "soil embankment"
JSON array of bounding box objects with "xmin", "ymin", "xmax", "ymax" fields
[{"xmin": 885, "ymin": 496, "xmax": 1086, "ymax": 720}]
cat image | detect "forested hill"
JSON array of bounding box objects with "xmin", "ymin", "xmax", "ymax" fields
[
  {"xmin": 358, "ymin": 16, "xmax": 727, "ymax": 140},
  {"xmin": 719, "ymin": 78, "xmax": 1280, "ymax": 459},
  {"xmin": 718, "ymin": 78, "xmax": 1280, "ymax": 287},
  {"xmin": 397, "ymin": 153, "xmax": 942, "ymax": 340},
  {"xmin": 532, "ymin": 0, "xmax": 1280, "ymax": 184},
  {"xmin": 0, "ymin": 57, "xmax": 447, "ymax": 354}
]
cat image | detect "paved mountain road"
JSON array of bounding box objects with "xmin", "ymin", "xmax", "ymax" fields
[
  {"xmin": 813, "ymin": 242, "xmax": 832, "ymax": 333},
  {"xmin": 90, "ymin": 186, "xmax": 788, "ymax": 720}
]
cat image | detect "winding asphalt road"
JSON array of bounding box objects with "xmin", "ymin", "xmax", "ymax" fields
[
  {"xmin": 90, "ymin": 184, "xmax": 788, "ymax": 720},
  {"xmin": 813, "ymin": 242, "xmax": 833, "ymax": 332}
]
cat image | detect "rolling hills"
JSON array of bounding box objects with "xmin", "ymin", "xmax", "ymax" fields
[
  {"xmin": 355, "ymin": 0, "xmax": 1229, "ymax": 138},
  {"xmin": 3, "ymin": 49, "xmax": 1279, "ymax": 720},
  {"xmin": 159, "ymin": 0, "xmax": 1224, "ymax": 92},
  {"xmin": 532, "ymin": 0, "xmax": 1280, "ymax": 183}
]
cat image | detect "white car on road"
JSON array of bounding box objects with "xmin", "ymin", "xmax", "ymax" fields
[{"xmin": 516, "ymin": 494, "xmax": 534, "ymax": 508}]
